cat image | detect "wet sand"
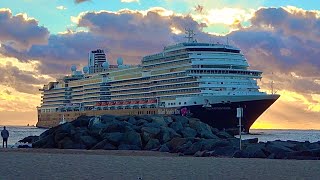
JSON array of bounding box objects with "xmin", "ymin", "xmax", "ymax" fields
[{"xmin": 0, "ymin": 148, "xmax": 319, "ymax": 180}]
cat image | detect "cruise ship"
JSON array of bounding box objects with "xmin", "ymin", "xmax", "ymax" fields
[{"xmin": 37, "ymin": 30, "xmax": 280, "ymax": 132}]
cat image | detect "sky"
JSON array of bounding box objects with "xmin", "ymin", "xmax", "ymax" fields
[{"xmin": 0, "ymin": 0, "xmax": 319, "ymax": 129}]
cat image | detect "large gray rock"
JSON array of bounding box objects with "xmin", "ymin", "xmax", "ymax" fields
[
  {"xmin": 100, "ymin": 114, "xmax": 117, "ymax": 123},
  {"xmin": 141, "ymin": 127, "xmax": 161, "ymax": 135},
  {"xmin": 33, "ymin": 134, "xmax": 55, "ymax": 148},
  {"xmin": 128, "ymin": 117, "xmax": 137, "ymax": 125},
  {"xmin": 80, "ymin": 135, "xmax": 98, "ymax": 149},
  {"xmin": 91, "ymin": 140, "xmax": 117, "ymax": 150},
  {"xmin": 176, "ymin": 141, "xmax": 193, "ymax": 153},
  {"xmin": 149, "ymin": 115, "xmax": 168, "ymax": 126},
  {"xmin": 103, "ymin": 132, "xmax": 123, "ymax": 145},
  {"xmin": 169, "ymin": 122, "xmax": 183, "ymax": 133},
  {"xmin": 159, "ymin": 144, "xmax": 170, "ymax": 152},
  {"xmin": 122, "ymin": 130, "xmax": 142, "ymax": 147},
  {"xmin": 144, "ymin": 139, "xmax": 160, "ymax": 150},
  {"xmin": 212, "ymin": 146, "xmax": 237, "ymax": 157},
  {"xmin": 71, "ymin": 115, "xmax": 91, "ymax": 127},
  {"xmin": 181, "ymin": 127, "xmax": 197, "ymax": 138},
  {"xmin": 58, "ymin": 137, "xmax": 75, "ymax": 149},
  {"xmin": 236, "ymin": 144, "xmax": 268, "ymax": 158},
  {"xmin": 216, "ymin": 131, "xmax": 233, "ymax": 139},
  {"xmin": 171, "ymin": 116, "xmax": 189, "ymax": 127},
  {"xmin": 166, "ymin": 138, "xmax": 188, "ymax": 152},
  {"xmin": 200, "ymin": 139, "xmax": 230, "ymax": 151},
  {"xmin": 159, "ymin": 127, "xmax": 181, "ymax": 143},
  {"xmin": 19, "ymin": 136, "xmax": 39, "ymax": 144},
  {"xmin": 189, "ymin": 120, "xmax": 217, "ymax": 139},
  {"xmin": 183, "ymin": 141, "xmax": 204, "ymax": 155},
  {"xmin": 88, "ymin": 117, "xmax": 108, "ymax": 134}
]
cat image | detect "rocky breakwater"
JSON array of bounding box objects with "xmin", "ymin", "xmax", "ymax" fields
[{"xmin": 25, "ymin": 115, "xmax": 320, "ymax": 160}]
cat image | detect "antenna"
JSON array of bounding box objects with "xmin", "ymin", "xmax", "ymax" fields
[{"xmin": 185, "ymin": 28, "xmax": 197, "ymax": 43}]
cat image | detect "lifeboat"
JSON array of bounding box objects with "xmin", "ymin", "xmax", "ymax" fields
[
  {"xmin": 96, "ymin": 102, "xmax": 102, "ymax": 106},
  {"xmin": 110, "ymin": 101, "xmax": 116, "ymax": 106},
  {"xmin": 147, "ymin": 99, "xmax": 157, "ymax": 104},
  {"xmin": 115, "ymin": 101, "xmax": 123, "ymax": 105},
  {"xmin": 101, "ymin": 102, "xmax": 107, "ymax": 106}
]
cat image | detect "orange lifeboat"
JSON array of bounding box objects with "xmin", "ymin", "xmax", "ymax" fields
[
  {"xmin": 96, "ymin": 102, "xmax": 102, "ymax": 106},
  {"xmin": 101, "ymin": 102, "xmax": 107, "ymax": 106},
  {"xmin": 115, "ymin": 101, "xmax": 123, "ymax": 105},
  {"xmin": 110, "ymin": 101, "xmax": 116, "ymax": 106}
]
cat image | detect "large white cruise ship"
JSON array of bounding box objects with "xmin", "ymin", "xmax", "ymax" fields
[{"xmin": 37, "ymin": 30, "xmax": 279, "ymax": 132}]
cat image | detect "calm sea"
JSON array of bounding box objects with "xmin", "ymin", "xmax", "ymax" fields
[{"xmin": 0, "ymin": 127, "xmax": 319, "ymax": 147}]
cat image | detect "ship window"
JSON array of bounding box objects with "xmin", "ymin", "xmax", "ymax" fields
[
  {"xmin": 194, "ymin": 102, "xmax": 197, "ymax": 104},
  {"xmin": 184, "ymin": 102, "xmax": 187, "ymax": 104}
]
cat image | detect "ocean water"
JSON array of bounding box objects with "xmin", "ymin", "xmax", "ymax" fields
[
  {"xmin": 241, "ymin": 129, "xmax": 320, "ymax": 143},
  {"xmin": 0, "ymin": 126, "xmax": 47, "ymax": 147},
  {"xmin": 0, "ymin": 127, "xmax": 319, "ymax": 147}
]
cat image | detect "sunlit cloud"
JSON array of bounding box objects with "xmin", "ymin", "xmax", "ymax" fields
[
  {"xmin": 121, "ymin": 0, "xmax": 139, "ymax": 3},
  {"xmin": 56, "ymin": 6, "xmax": 67, "ymax": 10}
]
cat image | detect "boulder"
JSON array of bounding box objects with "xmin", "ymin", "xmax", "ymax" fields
[
  {"xmin": 169, "ymin": 122, "xmax": 183, "ymax": 133},
  {"xmin": 189, "ymin": 120, "xmax": 217, "ymax": 139},
  {"xmin": 100, "ymin": 114, "xmax": 117, "ymax": 123},
  {"xmin": 166, "ymin": 138, "xmax": 188, "ymax": 152},
  {"xmin": 128, "ymin": 117, "xmax": 137, "ymax": 125},
  {"xmin": 171, "ymin": 116, "xmax": 189, "ymax": 127},
  {"xmin": 19, "ymin": 136, "xmax": 39, "ymax": 144},
  {"xmin": 176, "ymin": 141, "xmax": 193, "ymax": 153},
  {"xmin": 149, "ymin": 115, "xmax": 168, "ymax": 126},
  {"xmin": 243, "ymin": 138, "xmax": 259, "ymax": 144},
  {"xmin": 194, "ymin": 150, "xmax": 208, "ymax": 157},
  {"xmin": 103, "ymin": 132, "xmax": 123, "ymax": 145},
  {"xmin": 88, "ymin": 117, "xmax": 108, "ymax": 134},
  {"xmin": 183, "ymin": 141, "xmax": 203, "ymax": 155},
  {"xmin": 212, "ymin": 146, "xmax": 237, "ymax": 157},
  {"xmin": 181, "ymin": 127, "xmax": 197, "ymax": 138},
  {"xmin": 71, "ymin": 115, "xmax": 91, "ymax": 127},
  {"xmin": 80, "ymin": 135, "xmax": 98, "ymax": 149},
  {"xmin": 240, "ymin": 144, "xmax": 268, "ymax": 158},
  {"xmin": 164, "ymin": 116, "xmax": 173, "ymax": 124},
  {"xmin": 141, "ymin": 127, "xmax": 161, "ymax": 135},
  {"xmin": 58, "ymin": 137, "xmax": 75, "ymax": 149},
  {"xmin": 159, "ymin": 127, "xmax": 181, "ymax": 143},
  {"xmin": 91, "ymin": 139, "xmax": 117, "ymax": 150},
  {"xmin": 200, "ymin": 139, "xmax": 230, "ymax": 151},
  {"xmin": 144, "ymin": 139, "xmax": 160, "ymax": 150},
  {"xmin": 216, "ymin": 131, "xmax": 233, "ymax": 139},
  {"xmin": 159, "ymin": 144, "xmax": 170, "ymax": 152},
  {"xmin": 33, "ymin": 134, "xmax": 55, "ymax": 148},
  {"xmin": 122, "ymin": 130, "xmax": 142, "ymax": 147}
]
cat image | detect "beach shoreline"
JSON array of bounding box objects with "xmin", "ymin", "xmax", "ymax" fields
[{"xmin": 0, "ymin": 149, "xmax": 319, "ymax": 179}]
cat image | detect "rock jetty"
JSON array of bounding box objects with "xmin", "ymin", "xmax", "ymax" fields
[{"xmin": 23, "ymin": 115, "xmax": 320, "ymax": 160}]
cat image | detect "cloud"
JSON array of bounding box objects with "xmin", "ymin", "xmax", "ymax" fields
[
  {"xmin": 1, "ymin": 8, "xmax": 211, "ymax": 75},
  {"xmin": 0, "ymin": 9, "xmax": 50, "ymax": 50},
  {"xmin": 121, "ymin": 0, "xmax": 139, "ymax": 3},
  {"xmin": 56, "ymin": 6, "xmax": 67, "ymax": 10}
]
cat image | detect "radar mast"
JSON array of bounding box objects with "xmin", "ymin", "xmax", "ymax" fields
[{"xmin": 185, "ymin": 29, "xmax": 197, "ymax": 43}]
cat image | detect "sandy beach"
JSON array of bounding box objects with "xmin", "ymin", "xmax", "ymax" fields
[{"xmin": 0, "ymin": 149, "xmax": 319, "ymax": 180}]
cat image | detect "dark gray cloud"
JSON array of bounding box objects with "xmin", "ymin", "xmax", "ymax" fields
[
  {"xmin": 0, "ymin": 9, "xmax": 49, "ymax": 50},
  {"xmin": 229, "ymin": 7, "xmax": 320, "ymax": 95},
  {"xmin": 0, "ymin": 63, "xmax": 48, "ymax": 94}
]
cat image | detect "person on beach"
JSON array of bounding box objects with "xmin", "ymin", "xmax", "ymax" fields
[{"xmin": 1, "ymin": 126, "xmax": 9, "ymax": 148}]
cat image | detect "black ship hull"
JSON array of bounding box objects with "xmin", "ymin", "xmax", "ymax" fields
[{"xmin": 183, "ymin": 98, "xmax": 278, "ymax": 132}]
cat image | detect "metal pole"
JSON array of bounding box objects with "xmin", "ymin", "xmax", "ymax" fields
[{"xmin": 239, "ymin": 116, "xmax": 242, "ymax": 150}]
